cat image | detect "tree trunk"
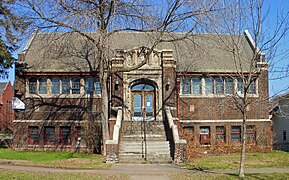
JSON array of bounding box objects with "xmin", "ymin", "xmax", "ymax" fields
[
  {"xmin": 239, "ymin": 107, "xmax": 247, "ymax": 178},
  {"xmin": 101, "ymin": 72, "xmax": 109, "ymax": 156}
]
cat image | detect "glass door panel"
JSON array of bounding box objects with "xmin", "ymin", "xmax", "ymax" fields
[
  {"xmin": 133, "ymin": 94, "xmax": 142, "ymax": 117},
  {"xmin": 145, "ymin": 93, "xmax": 153, "ymax": 117}
]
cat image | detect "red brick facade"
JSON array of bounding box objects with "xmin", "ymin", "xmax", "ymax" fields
[{"xmin": 0, "ymin": 81, "xmax": 14, "ymax": 133}]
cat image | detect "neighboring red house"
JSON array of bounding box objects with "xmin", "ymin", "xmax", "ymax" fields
[{"xmin": 0, "ymin": 81, "xmax": 14, "ymax": 133}]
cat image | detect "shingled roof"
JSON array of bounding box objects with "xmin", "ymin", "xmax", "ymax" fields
[{"xmin": 21, "ymin": 31, "xmax": 257, "ymax": 73}]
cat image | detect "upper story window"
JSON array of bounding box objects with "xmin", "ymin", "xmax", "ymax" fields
[
  {"xmin": 28, "ymin": 78, "xmax": 37, "ymax": 94},
  {"xmin": 71, "ymin": 78, "xmax": 80, "ymax": 94},
  {"xmin": 95, "ymin": 78, "xmax": 101, "ymax": 94},
  {"xmin": 62, "ymin": 78, "xmax": 70, "ymax": 94},
  {"xmin": 182, "ymin": 78, "xmax": 191, "ymax": 94},
  {"xmin": 85, "ymin": 77, "xmax": 94, "ymax": 94},
  {"xmin": 225, "ymin": 78, "xmax": 234, "ymax": 94},
  {"xmin": 192, "ymin": 77, "xmax": 201, "ymax": 94},
  {"xmin": 51, "ymin": 77, "xmax": 60, "ymax": 94},
  {"xmin": 248, "ymin": 79, "xmax": 257, "ymax": 94},
  {"xmin": 38, "ymin": 78, "xmax": 47, "ymax": 94},
  {"xmin": 181, "ymin": 76, "xmax": 257, "ymax": 97},
  {"xmin": 205, "ymin": 77, "xmax": 214, "ymax": 94},
  {"xmin": 27, "ymin": 76, "xmax": 101, "ymax": 96},
  {"xmin": 238, "ymin": 78, "xmax": 257, "ymax": 95},
  {"xmin": 85, "ymin": 77, "xmax": 101, "ymax": 95},
  {"xmin": 215, "ymin": 77, "xmax": 224, "ymax": 94}
]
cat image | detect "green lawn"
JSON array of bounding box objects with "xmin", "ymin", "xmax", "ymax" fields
[
  {"xmin": 184, "ymin": 150, "xmax": 289, "ymax": 170},
  {"xmin": 0, "ymin": 170, "xmax": 128, "ymax": 180},
  {"xmin": 172, "ymin": 173, "xmax": 289, "ymax": 180},
  {"xmin": 0, "ymin": 148, "xmax": 110, "ymax": 169}
]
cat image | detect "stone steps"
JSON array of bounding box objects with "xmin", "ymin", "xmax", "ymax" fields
[{"xmin": 119, "ymin": 121, "xmax": 171, "ymax": 163}]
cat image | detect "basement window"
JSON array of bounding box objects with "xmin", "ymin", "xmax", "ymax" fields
[
  {"xmin": 44, "ymin": 127, "xmax": 55, "ymax": 145},
  {"xmin": 60, "ymin": 127, "xmax": 71, "ymax": 145},
  {"xmin": 231, "ymin": 126, "xmax": 241, "ymax": 143},
  {"xmin": 28, "ymin": 126, "xmax": 39, "ymax": 145}
]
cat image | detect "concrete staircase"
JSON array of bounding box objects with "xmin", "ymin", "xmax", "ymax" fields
[{"xmin": 119, "ymin": 121, "xmax": 172, "ymax": 163}]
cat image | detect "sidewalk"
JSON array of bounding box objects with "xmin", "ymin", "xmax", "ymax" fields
[{"xmin": 1, "ymin": 160, "xmax": 289, "ymax": 175}]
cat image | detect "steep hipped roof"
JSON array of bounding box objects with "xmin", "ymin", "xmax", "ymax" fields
[{"xmin": 21, "ymin": 32, "xmax": 257, "ymax": 73}]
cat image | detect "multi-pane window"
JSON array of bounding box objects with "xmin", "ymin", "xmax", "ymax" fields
[
  {"xmin": 192, "ymin": 77, "xmax": 201, "ymax": 94},
  {"xmin": 95, "ymin": 78, "xmax": 101, "ymax": 94},
  {"xmin": 200, "ymin": 127, "xmax": 210, "ymax": 145},
  {"xmin": 71, "ymin": 78, "xmax": 80, "ymax": 94},
  {"xmin": 44, "ymin": 127, "xmax": 55, "ymax": 145},
  {"xmin": 51, "ymin": 77, "xmax": 60, "ymax": 94},
  {"xmin": 205, "ymin": 78, "xmax": 214, "ymax": 94},
  {"xmin": 231, "ymin": 126, "xmax": 241, "ymax": 143},
  {"xmin": 246, "ymin": 125, "xmax": 256, "ymax": 143},
  {"xmin": 27, "ymin": 76, "xmax": 101, "ymax": 95},
  {"xmin": 216, "ymin": 126, "xmax": 226, "ymax": 143},
  {"xmin": 60, "ymin": 127, "xmax": 71, "ymax": 145},
  {"xmin": 248, "ymin": 79, "xmax": 257, "ymax": 94},
  {"xmin": 62, "ymin": 78, "xmax": 70, "ymax": 94},
  {"xmin": 225, "ymin": 78, "xmax": 234, "ymax": 94},
  {"xmin": 237, "ymin": 78, "xmax": 244, "ymax": 94},
  {"xmin": 85, "ymin": 77, "xmax": 101, "ymax": 95},
  {"xmin": 85, "ymin": 77, "xmax": 94, "ymax": 94},
  {"xmin": 182, "ymin": 78, "xmax": 191, "ymax": 94},
  {"xmin": 38, "ymin": 78, "xmax": 47, "ymax": 94},
  {"xmin": 215, "ymin": 77, "xmax": 224, "ymax": 94},
  {"xmin": 28, "ymin": 78, "xmax": 37, "ymax": 94},
  {"xmin": 28, "ymin": 126, "xmax": 39, "ymax": 145}
]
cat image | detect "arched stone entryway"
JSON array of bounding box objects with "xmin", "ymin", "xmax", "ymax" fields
[{"xmin": 130, "ymin": 79, "xmax": 157, "ymax": 121}]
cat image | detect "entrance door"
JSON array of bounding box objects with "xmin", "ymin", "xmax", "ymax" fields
[{"xmin": 131, "ymin": 84, "xmax": 155, "ymax": 121}]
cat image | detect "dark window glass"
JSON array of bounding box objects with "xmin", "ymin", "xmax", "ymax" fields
[
  {"xmin": 29, "ymin": 78, "xmax": 37, "ymax": 94},
  {"xmin": 71, "ymin": 78, "xmax": 80, "ymax": 94},
  {"xmin": 182, "ymin": 78, "xmax": 191, "ymax": 94},
  {"xmin": 231, "ymin": 126, "xmax": 241, "ymax": 142},
  {"xmin": 216, "ymin": 77, "xmax": 224, "ymax": 94},
  {"xmin": 62, "ymin": 78, "xmax": 70, "ymax": 94},
  {"xmin": 29, "ymin": 126, "xmax": 39, "ymax": 145},
  {"xmin": 45, "ymin": 127, "xmax": 55, "ymax": 145},
  {"xmin": 95, "ymin": 78, "xmax": 101, "ymax": 94},
  {"xmin": 38, "ymin": 78, "xmax": 47, "ymax": 94},
  {"xmin": 60, "ymin": 127, "xmax": 71, "ymax": 145},
  {"xmin": 225, "ymin": 78, "xmax": 234, "ymax": 94},
  {"xmin": 51, "ymin": 78, "xmax": 60, "ymax": 94},
  {"xmin": 85, "ymin": 77, "xmax": 94, "ymax": 94}
]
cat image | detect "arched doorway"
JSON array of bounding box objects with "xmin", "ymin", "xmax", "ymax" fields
[{"xmin": 131, "ymin": 82, "xmax": 156, "ymax": 121}]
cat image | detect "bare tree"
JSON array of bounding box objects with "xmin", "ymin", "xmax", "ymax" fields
[
  {"xmin": 199, "ymin": 0, "xmax": 289, "ymax": 177},
  {"xmin": 16, "ymin": 0, "xmax": 224, "ymax": 155}
]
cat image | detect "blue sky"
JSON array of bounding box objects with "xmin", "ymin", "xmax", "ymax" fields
[{"xmin": 1, "ymin": 0, "xmax": 289, "ymax": 98}]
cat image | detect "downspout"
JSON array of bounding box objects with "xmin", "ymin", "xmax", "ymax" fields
[
  {"xmin": 109, "ymin": 61, "xmax": 112, "ymax": 119},
  {"xmin": 177, "ymin": 77, "xmax": 181, "ymax": 133}
]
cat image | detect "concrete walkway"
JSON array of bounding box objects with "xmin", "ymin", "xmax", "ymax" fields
[{"xmin": 1, "ymin": 161, "xmax": 289, "ymax": 179}]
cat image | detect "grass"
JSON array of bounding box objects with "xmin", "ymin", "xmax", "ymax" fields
[
  {"xmin": 184, "ymin": 150, "xmax": 289, "ymax": 170},
  {"xmin": 0, "ymin": 148, "xmax": 111, "ymax": 169},
  {"xmin": 0, "ymin": 170, "xmax": 129, "ymax": 180},
  {"xmin": 0, "ymin": 170, "xmax": 288, "ymax": 180},
  {"xmin": 171, "ymin": 173, "xmax": 289, "ymax": 180}
]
